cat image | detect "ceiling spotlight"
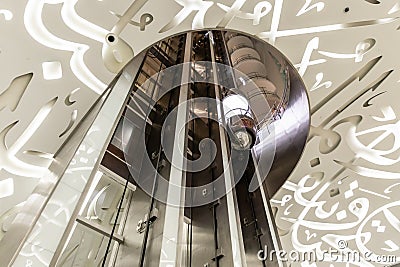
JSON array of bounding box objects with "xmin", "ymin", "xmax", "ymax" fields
[
  {"xmin": 222, "ymin": 94, "xmax": 257, "ymax": 150},
  {"xmin": 233, "ymin": 129, "xmax": 253, "ymax": 150}
]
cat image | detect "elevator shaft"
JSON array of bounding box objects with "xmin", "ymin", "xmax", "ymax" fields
[{"xmin": 52, "ymin": 29, "xmax": 309, "ymax": 267}]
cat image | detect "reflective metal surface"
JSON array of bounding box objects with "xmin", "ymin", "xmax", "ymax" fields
[{"xmin": 254, "ymin": 64, "xmax": 310, "ymax": 198}]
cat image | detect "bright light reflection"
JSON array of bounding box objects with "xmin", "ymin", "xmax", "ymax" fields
[
  {"xmin": 0, "ymin": 178, "xmax": 14, "ymax": 198},
  {"xmin": 222, "ymin": 94, "xmax": 250, "ymax": 117}
]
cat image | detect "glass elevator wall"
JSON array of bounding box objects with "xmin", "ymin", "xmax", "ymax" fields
[{"xmin": 53, "ymin": 30, "xmax": 308, "ymax": 267}]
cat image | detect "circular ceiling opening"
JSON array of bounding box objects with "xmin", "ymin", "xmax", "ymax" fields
[{"xmin": 117, "ymin": 29, "xmax": 309, "ymax": 205}]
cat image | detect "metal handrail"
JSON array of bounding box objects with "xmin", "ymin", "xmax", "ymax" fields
[
  {"xmin": 248, "ymin": 88, "xmax": 280, "ymax": 100},
  {"xmin": 238, "ymin": 72, "xmax": 269, "ymax": 81},
  {"xmin": 254, "ymin": 67, "xmax": 290, "ymax": 128},
  {"xmin": 224, "ymin": 107, "xmax": 253, "ymax": 121},
  {"xmin": 232, "ymin": 54, "xmax": 261, "ymax": 66}
]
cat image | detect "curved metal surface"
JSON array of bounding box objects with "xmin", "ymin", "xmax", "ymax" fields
[{"xmin": 254, "ymin": 64, "xmax": 310, "ymax": 198}]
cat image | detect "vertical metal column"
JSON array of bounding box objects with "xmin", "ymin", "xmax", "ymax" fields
[
  {"xmin": 159, "ymin": 32, "xmax": 192, "ymax": 267},
  {"xmin": 251, "ymin": 150, "xmax": 285, "ymax": 267},
  {"xmin": 208, "ymin": 31, "xmax": 248, "ymax": 267}
]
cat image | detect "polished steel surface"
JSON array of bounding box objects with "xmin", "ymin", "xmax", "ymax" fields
[{"xmin": 254, "ymin": 65, "xmax": 310, "ymax": 198}]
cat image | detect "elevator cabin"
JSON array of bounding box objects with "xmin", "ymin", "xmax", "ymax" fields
[{"xmin": 55, "ymin": 30, "xmax": 309, "ymax": 267}]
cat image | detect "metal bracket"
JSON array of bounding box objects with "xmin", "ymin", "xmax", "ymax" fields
[
  {"xmin": 209, "ymin": 199, "xmax": 221, "ymax": 209},
  {"xmin": 243, "ymin": 217, "xmax": 257, "ymax": 227},
  {"xmin": 136, "ymin": 208, "xmax": 159, "ymax": 233},
  {"xmin": 211, "ymin": 247, "xmax": 224, "ymax": 261}
]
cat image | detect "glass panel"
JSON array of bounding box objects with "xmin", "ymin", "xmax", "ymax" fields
[
  {"xmin": 57, "ymin": 224, "xmax": 118, "ymax": 267},
  {"xmin": 57, "ymin": 171, "xmax": 132, "ymax": 266}
]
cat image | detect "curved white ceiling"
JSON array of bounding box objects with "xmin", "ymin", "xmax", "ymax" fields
[{"xmin": 1, "ymin": 0, "xmax": 400, "ymax": 266}]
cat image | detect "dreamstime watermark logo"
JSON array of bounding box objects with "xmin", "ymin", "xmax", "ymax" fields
[
  {"xmin": 257, "ymin": 241, "xmax": 398, "ymax": 264},
  {"xmin": 122, "ymin": 61, "xmax": 277, "ymax": 207},
  {"xmin": 337, "ymin": 239, "xmax": 348, "ymax": 250}
]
